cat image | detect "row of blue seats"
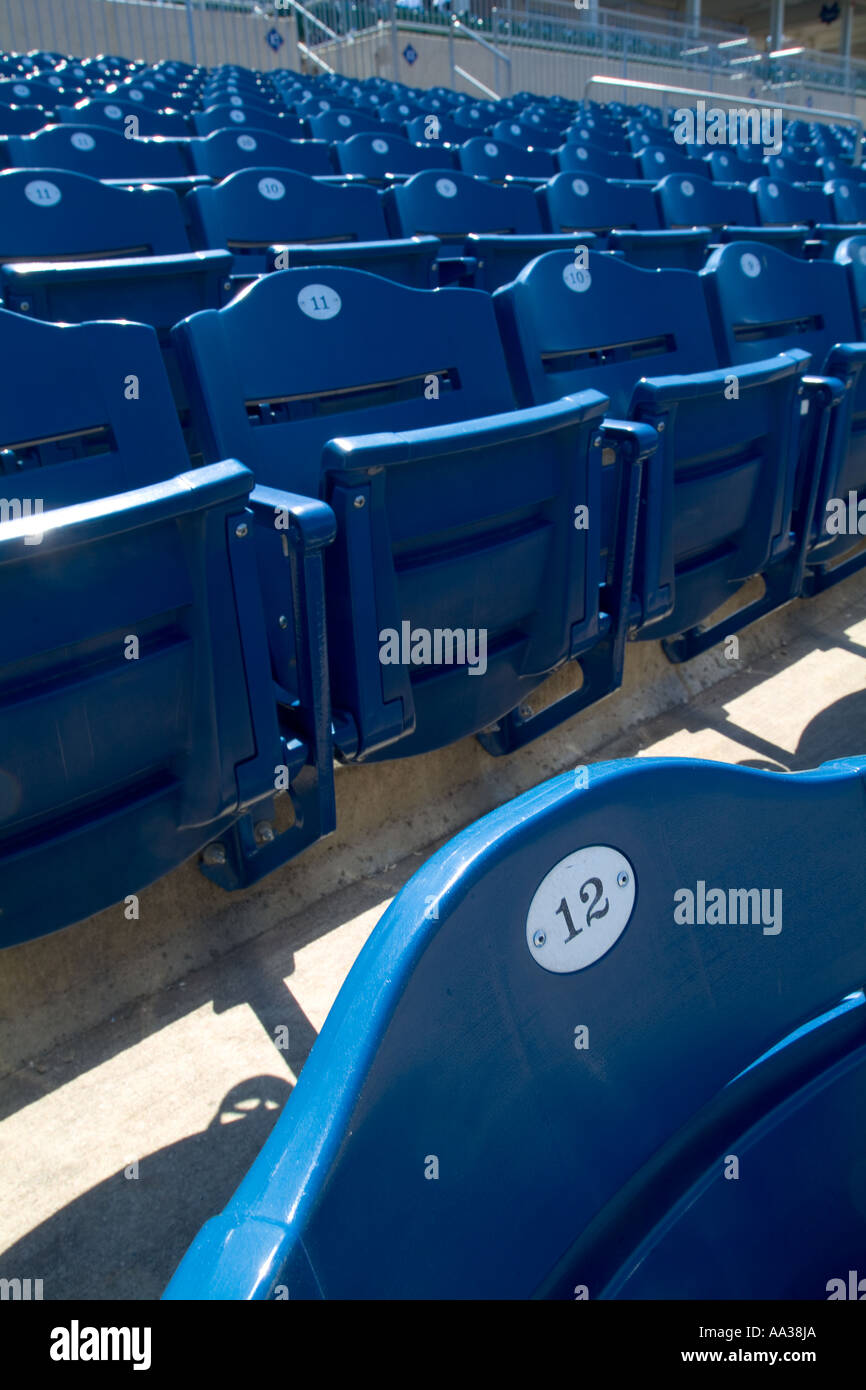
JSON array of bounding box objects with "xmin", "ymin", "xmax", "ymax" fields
[
  {"xmin": 2, "ymin": 164, "xmax": 864, "ymax": 345},
  {"xmin": 6, "ymin": 116, "xmax": 860, "ymax": 193},
  {"xmin": 3, "ymin": 109, "xmax": 861, "ymax": 202},
  {"xmin": 3, "ymin": 242, "xmax": 866, "ymax": 946}
]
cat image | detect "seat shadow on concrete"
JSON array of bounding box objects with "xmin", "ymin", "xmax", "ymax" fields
[
  {"xmin": 0, "ymin": 1075, "xmax": 290, "ymax": 1301},
  {"xmin": 0, "ymin": 855, "xmax": 420, "ymax": 1125}
]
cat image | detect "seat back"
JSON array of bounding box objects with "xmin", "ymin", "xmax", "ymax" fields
[
  {"xmin": 174, "ymin": 267, "xmax": 516, "ymax": 499},
  {"xmin": 494, "ymin": 248, "xmax": 716, "ymax": 414},
  {"xmin": 163, "ymin": 756, "xmax": 866, "ymax": 1299},
  {"xmin": 192, "ymin": 104, "xmax": 307, "ymax": 139},
  {"xmin": 555, "ymin": 142, "xmax": 641, "ymax": 179},
  {"xmin": 189, "ymin": 128, "xmax": 332, "ymax": 179},
  {"xmin": 0, "ymin": 309, "xmax": 322, "ymax": 945},
  {"xmin": 637, "ymin": 145, "xmax": 704, "ymax": 179},
  {"xmin": 655, "ymin": 171, "xmax": 756, "ymax": 230},
  {"xmin": 0, "ymin": 310, "xmax": 186, "ymax": 508},
  {"xmin": 825, "ymin": 176, "xmax": 866, "ymax": 223},
  {"xmin": 495, "ymin": 248, "xmax": 808, "ymax": 642},
  {"xmin": 701, "ymin": 240, "xmax": 858, "ymax": 369},
  {"xmin": 834, "ymin": 234, "xmax": 866, "ymax": 334},
  {"xmin": 751, "ymin": 175, "xmax": 833, "ymax": 227},
  {"xmin": 186, "ymin": 166, "xmax": 387, "ymax": 260},
  {"xmin": 404, "ymin": 113, "xmax": 466, "ymax": 146},
  {"xmin": 457, "ymin": 137, "xmax": 556, "ymax": 181},
  {"xmin": 705, "ymin": 149, "xmax": 758, "ymax": 183},
  {"xmin": 173, "ymin": 268, "xmax": 619, "ymax": 759},
  {"xmin": 57, "ymin": 99, "xmax": 190, "ymax": 136},
  {"xmin": 539, "ymin": 170, "xmax": 661, "ymax": 233},
  {"xmin": 7, "ymin": 124, "xmax": 190, "ymax": 179},
  {"xmin": 333, "ymin": 131, "xmax": 453, "ymax": 179},
  {"xmin": 491, "ymin": 119, "xmax": 558, "ymax": 151},
  {"xmin": 0, "ymin": 167, "xmax": 188, "ymax": 258},
  {"xmin": 565, "ymin": 120, "xmax": 629, "ymax": 153},
  {"xmin": 0, "ymin": 103, "xmax": 47, "ymax": 135},
  {"xmin": 768, "ymin": 153, "xmax": 820, "ymax": 185},
  {"xmin": 383, "ymin": 168, "xmax": 542, "ymax": 244},
  {"xmin": 451, "ymin": 104, "xmax": 495, "ymax": 133},
  {"xmin": 309, "ymin": 108, "xmax": 391, "ymax": 141},
  {"xmin": 702, "ymin": 240, "xmax": 866, "ymax": 551}
]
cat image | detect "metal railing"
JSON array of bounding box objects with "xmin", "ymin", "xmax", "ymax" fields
[
  {"xmin": 2, "ymin": 0, "xmax": 866, "ymax": 104},
  {"xmin": 449, "ymin": 16, "xmax": 511, "ymax": 98},
  {"xmin": 0, "ymin": 0, "xmax": 296, "ymax": 70}
]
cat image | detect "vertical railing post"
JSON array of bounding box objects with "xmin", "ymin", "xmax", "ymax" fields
[
  {"xmin": 390, "ymin": 0, "xmax": 399, "ymax": 81},
  {"xmin": 448, "ymin": 15, "xmax": 456, "ymax": 91},
  {"xmin": 184, "ymin": 0, "xmax": 198, "ymax": 67}
]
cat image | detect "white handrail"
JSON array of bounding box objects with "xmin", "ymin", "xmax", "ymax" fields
[
  {"xmin": 297, "ymin": 41, "xmax": 335, "ymax": 74},
  {"xmin": 453, "ymin": 65, "xmax": 499, "ymax": 102},
  {"xmin": 451, "ymin": 17, "xmax": 511, "ymax": 68},
  {"xmin": 276, "ymin": 0, "xmax": 341, "ymax": 45}
]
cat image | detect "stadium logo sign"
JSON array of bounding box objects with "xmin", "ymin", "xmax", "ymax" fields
[{"xmin": 673, "ymin": 100, "xmax": 783, "ymax": 156}]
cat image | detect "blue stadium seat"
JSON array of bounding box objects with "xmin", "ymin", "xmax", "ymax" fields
[
  {"xmin": 825, "ymin": 176, "xmax": 866, "ymax": 224},
  {"xmin": 655, "ymin": 172, "xmax": 808, "ymax": 255},
  {"xmin": 192, "ymin": 105, "xmax": 308, "ymax": 139},
  {"xmin": 309, "ymin": 108, "xmax": 400, "ymax": 141},
  {"xmin": 450, "ymin": 104, "xmax": 496, "ymax": 134},
  {"xmin": 705, "ymin": 149, "xmax": 760, "ymax": 184},
  {"xmin": 185, "ymin": 166, "xmax": 438, "ymax": 288},
  {"xmin": 494, "ymin": 249, "xmax": 810, "ymax": 657},
  {"xmin": 0, "ymin": 166, "xmax": 192, "ymax": 257},
  {"xmin": 0, "ymin": 103, "xmax": 47, "ymax": 135},
  {"xmin": 113, "ymin": 79, "xmax": 189, "ymax": 112},
  {"xmin": 383, "ymin": 168, "xmax": 593, "ymax": 290},
  {"xmin": 818, "ymin": 155, "xmax": 865, "ymax": 183},
  {"xmin": 629, "ymin": 124, "xmax": 675, "ymax": 153},
  {"xmin": 637, "ymin": 145, "xmax": 705, "ymax": 179},
  {"xmin": 173, "ymin": 266, "xmax": 656, "ymax": 759},
  {"xmin": 378, "ymin": 98, "xmax": 426, "ymax": 125},
  {"xmin": 834, "ymin": 233, "xmax": 866, "ymax": 333},
  {"xmin": 555, "ymin": 142, "xmax": 642, "ymax": 179},
  {"xmin": 289, "ymin": 93, "xmax": 355, "ymax": 119},
  {"xmin": 0, "ymin": 309, "xmax": 336, "ymax": 947},
  {"xmin": 457, "ymin": 137, "xmax": 556, "ymax": 183},
  {"xmin": 702, "ymin": 240, "xmax": 866, "ymax": 595},
  {"xmin": 163, "ymin": 755, "xmax": 866, "ymax": 1299},
  {"xmin": 565, "ymin": 121, "xmax": 630, "ymax": 154},
  {"xmin": 538, "ymin": 171, "xmax": 710, "ymax": 271},
  {"xmin": 333, "ymin": 131, "xmax": 453, "ymax": 182},
  {"xmin": 0, "ymin": 168, "xmax": 231, "ymax": 410},
  {"xmin": 0, "ymin": 75, "xmax": 71, "ymax": 107},
  {"xmin": 768, "ymin": 153, "xmax": 822, "ymax": 186},
  {"xmin": 188, "ymin": 127, "xmax": 332, "ymax": 179},
  {"xmin": 750, "ymin": 175, "xmax": 862, "ymax": 255},
  {"xmin": 491, "ymin": 119, "xmax": 560, "ymax": 151},
  {"xmin": 56, "ymin": 98, "xmax": 191, "ymax": 136},
  {"xmin": 404, "ymin": 112, "xmax": 467, "ymax": 146},
  {"xmin": 6, "ymin": 124, "xmax": 192, "ymax": 180}
]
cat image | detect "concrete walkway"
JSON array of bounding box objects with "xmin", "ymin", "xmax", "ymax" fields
[{"xmin": 1, "ymin": 571, "xmax": 865, "ymax": 1300}]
